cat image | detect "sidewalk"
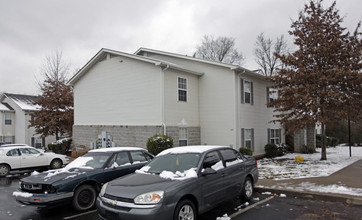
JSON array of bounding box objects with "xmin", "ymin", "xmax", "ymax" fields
[{"xmin": 255, "ymin": 159, "xmax": 362, "ymax": 205}]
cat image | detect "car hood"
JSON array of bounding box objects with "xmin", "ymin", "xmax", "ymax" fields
[
  {"xmin": 21, "ymin": 167, "xmax": 92, "ymax": 184},
  {"xmin": 106, "ymin": 173, "xmax": 179, "ymax": 198}
]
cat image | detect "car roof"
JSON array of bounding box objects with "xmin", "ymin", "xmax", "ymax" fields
[
  {"xmin": 89, "ymin": 147, "xmax": 147, "ymax": 153},
  {"xmin": 157, "ymin": 145, "xmax": 230, "ymax": 156},
  {"xmin": 1, "ymin": 144, "xmax": 29, "ymax": 147}
]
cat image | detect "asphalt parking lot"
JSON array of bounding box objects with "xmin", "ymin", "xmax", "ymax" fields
[{"xmin": 1, "ymin": 172, "xmax": 361, "ymax": 220}]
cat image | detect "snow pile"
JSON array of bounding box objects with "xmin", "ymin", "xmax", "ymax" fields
[
  {"xmin": 216, "ymin": 214, "xmax": 231, "ymax": 220},
  {"xmin": 12, "ymin": 191, "xmax": 33, "ymax": 198},
  {"xmin": 159, "ymin": 168, "xmax": 197, "ymax": 180},
  {"xmin": 258, "ymin": 146, "xmax": 362, "ymax": 180}
]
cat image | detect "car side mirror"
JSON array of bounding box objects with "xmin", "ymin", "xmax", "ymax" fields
[{"xmin": 201, "ymin": 167, "xmax": 216, "ymax": 176}]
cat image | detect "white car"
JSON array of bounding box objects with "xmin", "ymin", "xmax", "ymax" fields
[{"xmin": 0, "ymin": 145, "xmax": 70, "ymax": 176}]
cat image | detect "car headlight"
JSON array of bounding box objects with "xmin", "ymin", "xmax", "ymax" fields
[
  {"xmin": 100, "ymin": 183, "xmax": 108, "ymax": 197},
  {"xmin": 134, "ymin": 191, "xmax": 164, "ymax": 204}
]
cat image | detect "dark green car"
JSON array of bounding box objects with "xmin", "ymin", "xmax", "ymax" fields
[{"xmin": 13, "ymin": 147, "xmax": 153, "ymax": 211}]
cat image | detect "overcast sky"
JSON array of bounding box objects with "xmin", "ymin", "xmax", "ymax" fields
[{"xmin": 0, "ymin": 0, "xmax": 360, "ymax": 95}]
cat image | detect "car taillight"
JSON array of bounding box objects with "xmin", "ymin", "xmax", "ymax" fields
[{"xmin": 254, "ymin": 158, "xmax": 258, "ymax": 166}]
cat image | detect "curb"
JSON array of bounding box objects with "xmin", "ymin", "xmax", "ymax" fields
[{"xmin": 255, "ymin": 187, "xmax": 362, "ymax": 206}]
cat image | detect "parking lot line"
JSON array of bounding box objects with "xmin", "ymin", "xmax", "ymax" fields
[
  {"xmin": 63, "ymin": 209, "xmax": 97, "ymax": 220},
  {"xmin": 229, "ymin": 196, "xmax": 274, "ymax": 219}
]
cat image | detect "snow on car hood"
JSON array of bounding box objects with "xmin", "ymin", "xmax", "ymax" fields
[{"xmin": 21, "ymin": 168, "xmax": 88, "ymax": 184}]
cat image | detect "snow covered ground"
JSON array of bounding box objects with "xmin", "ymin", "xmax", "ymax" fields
[
  {"xmin": 258, "ymin": 145, "xmax": 362, "ymax": 180},
  {"xmin": 256, "ymin": 145, "xmax": 362, "ymax": 197}
]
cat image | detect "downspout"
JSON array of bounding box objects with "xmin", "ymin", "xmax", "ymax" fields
[{"xmin": 161, "ymin": 64, "xmax": 170, "ymax": 135}]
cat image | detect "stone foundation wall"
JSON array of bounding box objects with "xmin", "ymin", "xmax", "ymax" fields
[{"xmin": 73, "ymin": 125, "xmax": 201, "ymax": 149}]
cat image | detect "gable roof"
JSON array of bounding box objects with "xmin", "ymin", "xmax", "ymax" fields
[
  {"xmin": 135, "ymin": 47, "xmax": 266, "ymax": 80},
  {"xmin": 0, "ymin": 102, "xmax": 13, "ymax": 111},
  {"xmin": 67, "ymin": 48, "xmax": 204, "ymax": 85},
  {"xmin": 1, "ymin": 93, "xmax": 39, "ymax": 111}
]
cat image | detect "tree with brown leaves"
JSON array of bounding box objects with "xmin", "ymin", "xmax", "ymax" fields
[
  {"xmin": 268, "ymin": 0, "xmax": 361, "ymax": 160},
  {"xmin": 30, "ymin": 51, "xmax": 74, "ymax": 140}
]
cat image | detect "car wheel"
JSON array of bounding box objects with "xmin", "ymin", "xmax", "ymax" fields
[
  {"xmin": 174, "ymin": 199, "xmax": 197, "ymax": 220},
  {"xmin": 50, "ymin": 159, "xmax": 63, "ymax": 169},
  {"xmin": 72, "ymin": 184, "xmax": 97, "ymax": 211},
  {"xmin": 0, "ymin": 164, "xmax": 10, "ymax": 177},
  {"xmin": 241, "ymin": 177, "xmax": 253, "ymax": 201}
]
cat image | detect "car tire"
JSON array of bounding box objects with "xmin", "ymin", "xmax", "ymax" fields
[
  {"xmin": 50, "ymin": 159, "xmax": 63, "ymax": 169},
  {"xmin": 0, "ymin": 164, "xmax": 10, "ymax": 177},
  {"xmin": 72, "ymin": 184, "xmax": 97, "ymax": 211},
  {"xmin": 241, "ymin": 176, "xmax": 253, "ymax": 201},
  {"xmin": 173, "ymin": 199, "xmax": 197, "ymax": 220}
]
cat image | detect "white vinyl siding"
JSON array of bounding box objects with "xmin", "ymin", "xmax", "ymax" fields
[{"xmin": 73, "ymin": 55, "xmax": 162, "ymax": 125}]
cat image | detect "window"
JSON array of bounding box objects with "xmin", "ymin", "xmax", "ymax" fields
[
  {"xmin": 240, "ymin": 78, "xmax": 253, "ymax": 104},
  {"xmin": 6, "ymin": 149, "xmax": 20, "ymax": 156},
  {"xmin": 20, "ymin": 148, "xmax": 40, "ymax": 155},
  {"xmin": 267, "ymin": 87, "xmax": 278, "ymax": 103},
  {"xmin": 178, "ymin": 77, "xmax": 187, "ymax": 102},
  {"xmin": 203, "ymin": 151, "xmax": 224, "ymax": 171},
  {"xmin": 179, "ymin": 128, "xmax": 188, "ymax": 146},
  {"xmin": 220, "ymin": 149, "xmax": 240, "ymax": 167},
  {"xmin": 241, "ymin": 128, "xmax": 254, "ymax": 150},
  {"xmin": 111, "ymin": 152, "xmax": 130, "ymax": 167},
  {"xmin": 130, "ymin": 151, "xmax": 148, "ymax": 163},
  {"xmin": 5, "ymin": 114, "xmax": 12, "ymax": 125},
  {"xmin": 4, "ymin": 136, "xmax": 13, "ymax": 144},
  {"xmin": 268, "ymin": 128, "xmax": 281, "ymax": 144}
]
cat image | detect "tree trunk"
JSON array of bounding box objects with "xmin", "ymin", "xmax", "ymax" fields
[{"xmin": 321, "ymin": 122, "xmax": 327, "ymax": 160}]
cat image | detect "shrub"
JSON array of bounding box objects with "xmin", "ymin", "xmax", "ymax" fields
[
  {"xmin": 239, "ymin": 147, "xmax": 253, "ymax": 156},
  {"xmin": 316, "ymin": 134, "xmax": 339, "ymax": 148},
  {"xmin": 48, "ymin": 138, "xmax": 72, "ymax": 155},
  {"xmin": 264, "ymin": 143, "xmax": 284, "ymax": 158},
  {"xmin": 146, "ymin": 134, "xmax": 173, "ymax": 155},
  {"xmin": 300, "ymin": 144, "xmax": 316, "ymax": 154}
]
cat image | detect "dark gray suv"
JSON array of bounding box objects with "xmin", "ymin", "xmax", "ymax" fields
[{"xmin": 96, "ymin": 145, "xmax": 258, "ymax": 220}]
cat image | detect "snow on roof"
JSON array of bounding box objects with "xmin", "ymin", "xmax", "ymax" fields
[
  {"xmin": 0, "ymin": 102, "xmax": 12, "ymax": 111},
  {"xmin": 157, "ymin": 145, "xmax": 227, "ymax": 156},
  {"xmin": 90, "ymin": 147, "xmax": 146, "ymax": 153},
  {"xmin": 4, "ymin": 93, "xmax": 40, "ymax": 111}
]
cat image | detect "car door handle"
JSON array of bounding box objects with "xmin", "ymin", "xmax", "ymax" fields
[{"xmin": 221, "ymin": 173, "xmax": 225, "ymax": 177}]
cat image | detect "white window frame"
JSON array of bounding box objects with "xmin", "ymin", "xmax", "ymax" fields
[
  {"xmin": 244, "ymin": 129, "xmax": 253, "ymax": 148},
  {"xmin": 268, "ymin": 88, "xmax": 278, "ymax": 103},
  {"xmin": 177, "ymin": 77, "xmax": 187, "ymax": 102},
  {"xmin": 244, "ymin": 81, "xmax": 251, "ymax": 104},
  {"xmin": 179, "ymin": 128, "xmax": 188, "ymax": 146},
  {"xmin": 5, "ymin": 114, "xmax": 12, "ymax": 125},
  {"xmin": 270, "ymin": 129, "xmax": 281, "ymax": 144}
]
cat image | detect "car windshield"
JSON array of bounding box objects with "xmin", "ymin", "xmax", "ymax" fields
[
  {"xmin": 66, "ymin": 152, "xmax": 112, "ymax": 169},
  {"xmin": 145, "ymin": 153, "xmax": 201, "ymax": 174}
]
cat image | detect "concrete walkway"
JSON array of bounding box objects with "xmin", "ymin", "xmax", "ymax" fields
[{"xmin": 255, "ymin": 159, "xmax": 362, "ymax": 205}]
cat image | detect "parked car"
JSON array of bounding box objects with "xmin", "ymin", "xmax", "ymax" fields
[
  {"xmin": 0, "ymin": 145, "xmax": 69, "ymax": 176},
  {"xmin": 96, "ymin": 145, "xmax": 258, "ymax": 220},
  {"xmin": 13, "ymin": 147, "xmax": 153, "ymax": 211}
]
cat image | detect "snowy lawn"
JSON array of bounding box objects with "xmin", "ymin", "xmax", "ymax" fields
[
  {"xmin": 257, "ymin": 145, "xmax": 362, "ymax": 197},
  {"xmin": 258, "ymin": 145, "xmax": 362, "ymax": 180}
]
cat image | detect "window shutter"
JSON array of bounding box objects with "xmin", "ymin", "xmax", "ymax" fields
[
  {"xmin": 250, "ymin": 82, "xmax": 254, "ymax": 105},
  {"xmin": 267, "ymin": 128, "xmax": 271, "ymax": 144},
  {"xmin": 241, "ymin": 128, "xmax": 245, "ymax": 146},
  {"xmin": 251, "ymin": 128, "xmax": 255, "ymax": 151},
  {"xmin": 266, "ymin": 87, "xmax": 270, "ymax": 104},
  {"xmin": 31, "ymin": 137, "xmax": 35, "ymax": 147},
  {"xmin": 240, "ymin": 78, "xmax": 244, "ymax": 104},
  {"xmin": 278, "ymin": 128, "xmax": 282, "ymax": 143},
  {"xmin": 42, "ymin": 138, "xmax": 45, "ymax": 148}
]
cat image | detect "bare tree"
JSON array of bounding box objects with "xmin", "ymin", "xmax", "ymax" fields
[
  {"xmin": 194, "ymin": 35, "xmax": 244, "ymax": 65},
  {"xmin": 254, "ymin": 33, "xmax": 288, "ymax": 77},
  {"xmin": 39, "ymin": 50, "xmax": 70, "ymax": 84}
]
